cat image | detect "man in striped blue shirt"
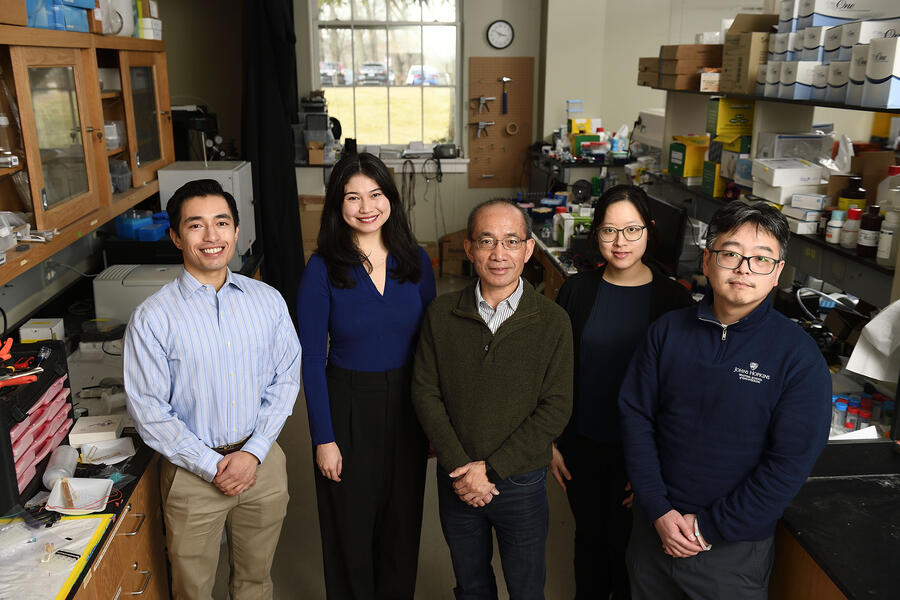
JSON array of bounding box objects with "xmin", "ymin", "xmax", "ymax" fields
[{"xmin": 124, "ymin": 179, "xmax": 301, "ymax": 600}]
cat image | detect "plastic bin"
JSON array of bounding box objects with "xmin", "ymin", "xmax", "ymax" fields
[{"xmin": 115, "ymin": 209, "xmax": 153, "ymax": 239}]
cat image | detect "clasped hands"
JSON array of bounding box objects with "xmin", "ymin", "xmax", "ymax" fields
[
  {"xmin": 450, "ymin": 460, "xmax": 499, "ymax": 507},
  {"xmin": 214, "ymin": 450, "xmax": 259, "ymax": 496},
  {"xmin": 654, "ymin": 510, "xmax": 710, "ymax": 558}
]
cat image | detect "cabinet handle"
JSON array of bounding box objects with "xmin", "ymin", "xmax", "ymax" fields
[
  {"xmin": 113, "ymin": 565, "xmax": 152, "ymax": 599},
  {"xmin": 85, "ymin": 126, "xmax": 95, "ymax": 133},
  {"xmin": 160, "ymin": 110, "xmax": 170, "ymax": 116},
  {"xmin": 121, "ymin": 511, "xmax": 146, "ymax": 536}
]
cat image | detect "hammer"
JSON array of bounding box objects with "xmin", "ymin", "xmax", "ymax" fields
[{"xmin": 499, "ymin": 76, "xmax": 511, "ymax": 114}]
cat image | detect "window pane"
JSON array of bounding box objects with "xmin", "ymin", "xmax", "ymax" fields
[
  {"xmin": 389, "ymin": 0, "xmax": 420, "ymax": 22},
  {"xmin": 355, "ymin": 87, "xmax": 388, "ymax": 142},
  {"xmin": 318, "ymin": 0, "xmax": 351, "ymax": 21},
  {"xmin": 423, "ymin": 87, "xmax": 454, "ymax": 143},
  {"xmin": 389, "ymin": 87, "xmax": 422, "ymax": 143},
  {"xmin": 325, "ymin": 87, "xmax": 355, "ymax": 141},
  {"xmin": 423, "ymin": 25, "xmax": 455, "ymax": 85},
  {"xmin": 422, "ymin": 0, "xmax": 455, "ymax": 22},
  {"xmin": 352, "ymin": 0, "xmax": 386, "ymax": 21},
  {"xmin": 354, "ymin": 27, "xmax": 387, "ymax": 88},
  {"xmin": 388, "ymin": 26, "xmax": 420, "ymax": 88},
  {"xmin": 319, "ymin": 27, "xmax": 353, "ymax": 86}
]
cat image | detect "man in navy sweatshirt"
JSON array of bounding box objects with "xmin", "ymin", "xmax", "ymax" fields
[{"xmin": 619, "ymin": 201, "xmax": 831, "ymax": 599}]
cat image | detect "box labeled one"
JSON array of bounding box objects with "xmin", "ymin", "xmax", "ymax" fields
[
  {"xmin": 668, "ymin": 135, "xmax": 709, "ymax": 178},
  {"xmin": 826, "ymin": 61, "xmax": 851, "ymax": 102},
  {"xmin": 706, "ymin": 97, "xmax": 754, "ymax": 136},
  {"xmin": 792, "ymin": 31, "xmax": 806, "ymax": 61},
  {"xmin": 779, "ymin": 0, "xmax": 800, "ymax": 33},
  {"xmin": 756, "ymin": 63, "xmax": 768, "ymax": 94},
  {"xmin": 839, "ymin": 18, "xmax": 900, "ymax": 61},
  {"xmin": 779, "ymin": 60, "xmax": 821, "ymax": 99},
  {"xmin": 847, "ymin": 44, "xmax": 870, "ymax": 105},
  {"xmin": 824, "ymin": 25, "xmax": 843, "ymax": 63},
  {"xmin": 766, "ymin": 62, "xmax": 784, "ymax": 96},
  {"xmin": 862, "ymin": 37, "xmax": 900, "ymax": 109},
  {"xmin": 752, "ymin": 180, "xmax": 828, "ymax": 204},
  {"xmin": 798, "ymin": 0, "xmax": 900, "ymax": 30},
  {"xmin": 753, "ymin": 158, "xmax": 824, "ymax": 187},
  {"xmin": 720, "ymin": 14, "xmax": 778, "ymax": 95},
  {"xmin": 774, "ymin": 32, "xmax": 792, "ymax": 61},
  {"xmin": 812, "ymin": 64, "xmax": 830, "ymax": 100},
  {"xmin": 803, "ymin": 27, "xmax": 829, "ymax": 61},
  {"xmin": 768, "ymin": 34, "xmax": 778, "ymax": 63}
]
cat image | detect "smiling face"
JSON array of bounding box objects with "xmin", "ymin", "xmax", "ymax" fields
[
  {"xmin": 702, "ymin": 222, "xmax": 785, "ymax": 322},
  {"xmin": 464, "ymin": 203, "xmax": 534, "ymax": 302},
  {"xmin": 598, "ymin": 200, "xmax": 649, "ymax": 274},
  {"xmin": 170, "ymin": 194, "xmax": 238, "ymax": 288},
  {"xmin": 341, "ymin": 173, "xmax": 391, "ymax": 238}
]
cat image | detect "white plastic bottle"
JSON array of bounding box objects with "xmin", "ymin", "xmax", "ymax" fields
[
  {"xmin": 877, "ymin": 207, "xmax": 900, "ymax": 269},
  {"xmin": 877, "ymin": 166, "xmax": 900, "ymax": 211},
  {"xmin": 43, "ymin": 445, "xmax": 79, "ymax": 490},
  {"xmin": 0, "ymin": 113, "xmax": 11, "ymax": 153},
  {"xmin": 825, "ymin": 210, "xmax": 844, "ymax": 244},
  {"xmin": 840, "ymin": 207, "xmax": 862, "ymax": 249}
]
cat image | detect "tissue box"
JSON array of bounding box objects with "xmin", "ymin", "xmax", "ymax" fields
[
  {"xmin": 20, "ymin": 318, "xmax": 65, "ymax": 343},
  {"xmin": 766, "ymin": 62, "xmax": 784, "ymax": 97},
  {"xmin": 753, "ymin": 180, "xmax": 828, "ymax": 205},
  {"xmin": 862, "ymin": 37, "xmax": 900, "ymax": 109},
  {"xmin": 779, "ymin": 61, "xmax": 821, "ymax": 100},
  {"xmin": 823, "ymin": 25, "xmax": 842, "ymax": 63},
  {"xmin": 752, "ymin": 158, "xmax": 823, "ymax": 187},
  {"xmin": 812, "ymin": 64, "xmax": 830, "ymax": 100},
  {"xmin": 798, "ymin": 0, "xmax": 900, "ymax": 30},
  {"xmin": 706, "ymin": 97, "xmax": 754, "ymax": 136},
  {"xmin": 847, "ymin": 44, "xmax": 869, "ymax": 105},
  {"xmin": 791, "ymin": 192, "xmax": 830, "ymax": 210},
  {"xmin": 802, "ymin": 27, "xmax": 829, "ymax": 62},
  {"xmin": 785, "ymin": 216, "xmax": 819, "ymax": 234},
  {"xmin": 826, "ymin": 61, "xmax": 850, "ymax": 103},
  {"xmin": 779, "ymin": 0, "xmax": 800, "ymax": 33},
  {"xmin": 782, "ymin": 205, "xmax": 824, "ymax": 221},
  {"xmin": 839, "ymin": 18, "xmax": 900, "ymax": 61}
]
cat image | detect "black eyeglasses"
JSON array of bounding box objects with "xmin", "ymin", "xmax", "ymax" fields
[
  {"xmin": 598, "ymin": 225, "xmax": 646, "ymax": 242},
  {"xmin": 474, "ymin": 237, "xmax": 527, "ymax": 251},
  {"xmin": 709, "ymin": 249, "xmax": 782, "ymax": 275}
]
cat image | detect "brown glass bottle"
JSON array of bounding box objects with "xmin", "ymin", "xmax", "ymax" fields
[{"xmin": 858, "ymin": 205, "xmax": 883, "ymax": 258}]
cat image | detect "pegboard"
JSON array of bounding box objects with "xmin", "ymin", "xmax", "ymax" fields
[{"xmin": 468, "ymin": 57, "xmax": 533, "ymax": 188}]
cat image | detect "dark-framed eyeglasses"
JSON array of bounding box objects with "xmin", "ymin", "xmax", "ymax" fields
[
  {"xmin": 474, "ymin": 237, "xmax": 528, "ymax": 251},
  {"xmin": 598, "ymin": 225, "xmax": 646, "ymax": 242},
  {"xmin": 709, "ymin": 249, "xmax": 782, "ymax": 275}
]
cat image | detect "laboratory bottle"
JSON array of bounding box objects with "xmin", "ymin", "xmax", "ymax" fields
[
  {"xmin": 825, "ymin": 210, "xmax": 844, "ymax": 244},
  {"xmin": 871, "ymin": 395, "xmax": 884, "ymax": 421},
  {"xmin": 831, "ymin": 401, "xmax": 847, "ymax": 433},
  {"xmin": 883, "ymin": 400, "xmax": 895, "ymax": 426},
  {"xmin": 844, "ymin": 406, "xmax": 860, "ymax": 432},
  {"xmin": 819, "ymin": 208, "xmax": 832, "ymax": 238},
  {"xmin": 876, "ymin": 165, "xmax": 900, "ymax": 210},
  {"xmin": 878, "ymin": 206, "xmax": 900, "ymax": 269},
  {"xmin": 858, "ymin": 409, "xmax": 872, "ymax": 430},
  {"xmin": 0, "ymin": 113, "xmax": 11, "ymax": 153},
  {"xmin": 837, "ymin": 176, "xmax": 866, "ymax": 212},
  {"xmin": 839, "ymin": 208, "xmax": 862, "ymax": 249},
  {"xmin": 857, "ymin": 205, "xmax": 883, "ymax": 257},
  {"xmin": 43, "ymin": 445, "xmax": 79, "ymax": 490}
]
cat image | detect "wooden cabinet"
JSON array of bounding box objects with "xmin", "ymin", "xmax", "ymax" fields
[
  {"xmin": 532, "ymin": 245, "xmax": 566, "ymax": 302},
  {"xmin": 73, "ymin": 455, "xmax": 169, "ymax": 600},
  {"xmin": 119, "ymin": 50, "xmax": 173, "ymax": 187}
]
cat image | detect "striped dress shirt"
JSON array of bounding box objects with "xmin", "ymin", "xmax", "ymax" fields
[
  {"xmin": 124, "ymin": 268, "xmax": 301, "ymax": 482},
  {"xmin": 475, "ymin": 277, "xmax": 524, "ymax": 334}
]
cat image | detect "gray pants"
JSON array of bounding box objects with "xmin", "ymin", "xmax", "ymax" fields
[{"xmin": 626, "ymin": 508, "xmax": 775, "ymax": 600}]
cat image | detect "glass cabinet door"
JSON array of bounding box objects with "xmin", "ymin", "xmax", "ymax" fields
[
  {"xmin": 10, "ymin": 47, "xmax": 99, "ymax": 230},
  {"xmin": 120, "ymin": 51, "xmax": 172, "ymax": 186}
]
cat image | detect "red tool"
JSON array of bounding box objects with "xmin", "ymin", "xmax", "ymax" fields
[
  {"xmin": 13, "ymin": 356, "xmax": 34, "ymax": 370},
  {"xmin": 0, "ymin": 374, "xmax": 36, "ymax": 388},
  {"xmin": 0, "ymin": 338, "xmax": 12, "ymax": 362}
]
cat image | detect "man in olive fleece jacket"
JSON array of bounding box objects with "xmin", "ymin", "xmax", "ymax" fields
[{"xmin": 413, "ymin": 199, "xmax": 573, "ymax": 600}]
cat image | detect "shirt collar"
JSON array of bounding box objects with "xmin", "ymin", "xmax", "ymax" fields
[
  {"xmin": 475, "ymin": 277, "xmax": 524, "ymax": 311},
  {"xmin": 697, "ymin": 291, "xmax": 771, "ymax": 329},
  {"xmin": 177, "ymin": 267, "xmax": 244, "ymax": 298}
]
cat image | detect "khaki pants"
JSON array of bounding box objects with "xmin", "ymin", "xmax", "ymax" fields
[{"xmin": 160, "ymin": 443, "xmax": 289, "ymax": 600}]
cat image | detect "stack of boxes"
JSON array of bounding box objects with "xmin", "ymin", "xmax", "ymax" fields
[
  {"xmin": 24, "ymin": 0, "xmax": 162, "ymax": 39},
  {"xmin": 700, "ymin": 98, "xmax": 754, "ymax": 198},
  {"xmin": 637, "ymin": 57, "xmax": 659, "ymax": 88},
  {"xmin": 654, "ymin": 44, "xmax": 723, "ymax": 91}
]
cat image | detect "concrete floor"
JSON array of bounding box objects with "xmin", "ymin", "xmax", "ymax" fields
[{"xmin": 214, "ymin": 275, "xmax": 577, "ymax": 599}]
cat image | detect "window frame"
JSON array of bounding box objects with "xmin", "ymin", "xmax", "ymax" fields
[{"xmin": 309, "ymin": 0, "xmax": 463, "ymax": 146}]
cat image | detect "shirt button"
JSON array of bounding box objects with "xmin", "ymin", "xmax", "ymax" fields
[
  {"xmin": 230, "ymin": 373, "xmax": 234, "ymax": 377},
  {"xmin": 227, "ymin": 342, "xmax": 231, "ymax": 347},
  {"xmin": 232, "ymin": 401, "xmax": 236, "ymax": 406},
  {"xmin": 232, "ymin": 428, "xmax": 236, "ymax": 432}
]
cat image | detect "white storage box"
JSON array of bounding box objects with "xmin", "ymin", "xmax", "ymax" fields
[
  {"xmin": 766, "ymin": 62, "xmax": 784, "ymax": 97},
  {"xmin": 824, "ymin": 25, "xmax": 843, "ymax": 63},
  {"xmin": 786, "ymin": 216, "xmax": 819, "ymax": 234},
  {"xmin": 812, "ymin": 64, "xmax": 830, "ymax": 100},
  {"xmin": 756, "ymin": 65, "xmax": 768, "ymax": 95},
  {"xmin": 839, "ymin": 18, "xmax": 900, "ymax": 61},
  {"xmin": 773, "ymin": 32, "xmax": 792, "ymax": 62},
  {"xmin": 791, "ymin": 192, "xmax": 830, "ymax": 210},
  {"xmin": 752, "ymin": 179, "xmax": 828, "ymax": 204},
  {"xmin": 68, "ymin": 414, "xmax": 124, "ymax": 449},
  {"xmin": 20, "ymin": 318, "xmax": 64, "ymax": 343},
  {"xmin": 782, "ymin": 206, "xmax": 823, "ymax": 221},
  {"xmin": 798, "ymin": 0, "xmax": 900, "ymax": 30},
  {"xmin": 632, "ymin": 109, "xmax": 666, "ymax": 150},
  {"xmin": 862, "ymin": 37, "xmax": 900, "ymax": 109},
  {"xmin": 802, "ymin": 27, "xmax": 828, "ymax": 62},
  {"xmin": 779, "ymin": 0, "xmax": 800, "ymax": 33},
  {"xmin": 826, "ymin": 61, "xmax": 851, "ymax": 102},
  {"xmin": 752, "ymin": 158, "xmax": 824, "ymax": 187},
  {"xmin": 847, "ymin": 44, "xmax": 869, "ymax": 105},
  {"xmin": 790, "ymin": 32, "xmax": 804, "ymax": 61},
  {"xmin": 780, "ymin": 61, "xmax": 821, "ymax": 99}
]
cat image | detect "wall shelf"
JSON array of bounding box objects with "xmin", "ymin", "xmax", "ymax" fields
[
  {"xmin": 101, "ymin": 91, "xmax": 121, "ymax": 99},
  {"xmin": 0, "ymin": 25, "xmax": 165, "ymax": 52},
  {"xmin": 651, "ymin": 86, "xmax": 900, "ymax": 115},
  {"xmin": 106, "ymin": 146, "xmax": 125, "ymax": 156},
  {"xmin": 0, "ymin": 165, "xmax": 22, "ymax": 177}
]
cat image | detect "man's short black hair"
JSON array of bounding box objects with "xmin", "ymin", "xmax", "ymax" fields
[
  {"xmin": 466, "ymin": 199, "xmax": 533, "ymax": 240},
  {"xmin": 706, "ymin": 200, "xmax": 789, "ymax": 259},
  {"xmin": 167, "ymin": 179, "xmax": 240, "ymax": 233}
]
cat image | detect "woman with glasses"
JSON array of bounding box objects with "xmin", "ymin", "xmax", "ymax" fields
[
  {"xmin": 551, "ymin": 185, "xmax": 694, "ymax": 599},
  {"xmin": 297, "ymin": 152, "xmax": 436, "ymax": 599}
]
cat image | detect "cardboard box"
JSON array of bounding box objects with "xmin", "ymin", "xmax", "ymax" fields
[
  {"xmin": 752, "ymin": 180, "xmax": 828, "ymax": 204},
  {"xmin": 847, "ymin": 43, "xmax": 869, "ymax": 105},
  {"xmin": 721, "ymin": 150, "xmax": 750, "ymax": 178},
  {"xmin": 299, "ymin": 196, "xmax": 323, "ymax": 244},
  {"xmin": 638, "ymin": 57, "xmax": 660, "ymax": 72},
  {"xmin": 782, "ymin": 205, "xmax": 823, "ymax": 221},
  {"xmin": 721, "ymin": 14, "xmax": 778, "ymax": 95},
  {"xmin": 699, "ymin": 72, "xmax": 720, "ymax": 92},
  {"xmin": 660, "ymin": 58, "xmax": 719, "ymax": 75},
  {"xmin": 765, "ymin": 62, "xmax": 783, "ymax": 97},
  {"xmin": 848, "ymin": 150, "xmax": 896, "ymax": 204},
  {"xmin": 826, "ymin": 61, "xmax": 850, "ymax": 103},
  {"xmin": 307, "ymin": 141, "xmax": 325, "ymax": 165},
  {"xmin": 839, "ymin": 18, "xmax": 900, "ymax": 61},
  {"xmin": 752, "ymin": 158, "xmax": 824, "ymax": 187},
  {"xmin": 706, "ymin": 97, "xmax": 754, "ymax": 136},
  {"xmin": 862, "ymin": 37, "xmax": 900, "ymax": 109},
  {"xmin": 658, "ymin": 73, "xmax": 701, "ymax": 90},
  {"xmin": 567, "ymin": 118, "xmax": 592, "ymax": 134},
  {"xmin": 785, "ymin": 216, "xmax": 819, "ymax": 234},
  {"xmin": 659, "ymin": 44, "xmax": 723, "ymax": 61},
  {"xmin": 812, "ymin": 64, "xmax": 830, "ymax": 100},
  {"xmin": 0, "ymin": 0, "xmax": 28, "ymax": 25},
  {"xmin": 778, "ymin": 0, "xmax": 799, "ymax": 33},
  {"xmin": 20, "ymin": 317, "xmax": 65, "ymax": 343},
  {"xmin": 773, "ymin": 33, "xmax": 792, "ymax": 61},
  {"xmin": 702, "ymin": 161, "xmax": 726, "ymax": 198},
  {"xmin": 802, "ymin": 27, "xmax": 828, "ymax": 62},
  {"xmin": 798, "ymin": 0, "xmax": 900, "ymax": 30},
  {"xmin": 668, "ymin": 135, "xmax": 709, "ymax": 178},
  {"xmin": 439, "ymin": 229, "xmax": 470, "ymax": 277},
  {"xmin": 779, "ymin": 60, "xmax": 821, "ymax": 100},
  {"xmin": 791, "ymin": 31, "xmax": 805, "ymax": 61},
  {"xmin": 791, "ymin": 192, "xmax": 830, "ymax": 210},
  {"xmin": 824, "ymin": 24, "xmax": 843, "ymax": 63},
  {"xmin": 756, "ymin": 65, "xmax": 767, "ymax": 95},
  {"xmin": 637, "ymin": 70, "xmax": 659, "ymax": 87}
]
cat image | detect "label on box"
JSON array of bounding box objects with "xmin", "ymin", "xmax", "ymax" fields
[{"xmin": 862, "ymin": 37, "xmax": 900, "ymax": 108}]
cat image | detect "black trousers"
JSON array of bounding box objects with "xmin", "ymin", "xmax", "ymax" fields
[
  {"xmin": 314, "ymin": 364, "xmax": 429, "ymax": 600},
  {"xmin": 557, "ymin": 434, "xmax": 632, "ymax": 600}
]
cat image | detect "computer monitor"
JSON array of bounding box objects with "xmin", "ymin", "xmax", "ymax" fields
[{"xmin": 646, "ymin": 195, "xmax": 688, "ymax": 277}]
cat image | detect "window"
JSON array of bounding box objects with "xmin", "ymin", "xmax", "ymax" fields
[{"xmin": 313, "ymin": 0, "xmax": 458, "ymax": 145}]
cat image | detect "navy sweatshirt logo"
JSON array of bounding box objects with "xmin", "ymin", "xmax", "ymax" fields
[{"xmin": 734, "ymin": 362, "xmax": 771, "ymax": 384}]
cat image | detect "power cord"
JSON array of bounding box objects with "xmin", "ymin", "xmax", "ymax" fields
[
  {"xmin": 401, "ymin": 159, "xmax": 416, "ymax": 230},
  {"xmin": 47, "ymin": 259, "xmax": 99, "ymax": 278}
]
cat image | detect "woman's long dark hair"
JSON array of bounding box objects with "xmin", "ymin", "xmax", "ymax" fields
[
  {"xmin": 589, "ymin": 184, "xmax": 659, "ymax": 260},
  {"xmin": 316, "ymin": 152, "xmax": 422, "ymax": 288}
]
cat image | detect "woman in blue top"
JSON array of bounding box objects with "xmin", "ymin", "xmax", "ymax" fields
[
  {"xmin": 551, "ymin": 185, "xmax": 694, "ymax": 599},
  {"xmin": 297, "ymin": 152, "xmax": 436, "ymax": 600}
]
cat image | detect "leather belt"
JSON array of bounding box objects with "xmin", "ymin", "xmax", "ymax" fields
[{"xmin": 211, "ymin": 437, "xmax": 248, "ymax": 456}]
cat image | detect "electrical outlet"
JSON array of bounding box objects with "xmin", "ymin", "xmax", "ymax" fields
[{"xmin": 42, "ymin": 260, "xmax": 57, "ymax": 284}]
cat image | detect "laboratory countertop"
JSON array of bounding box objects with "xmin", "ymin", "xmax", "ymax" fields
[
  {"xmin": 531, "ymin": 233, "xmax": 578, "ymax": 276},
  {"xmin": 781, "ymin": 441, "xmax": 900, "ymax": 600}
]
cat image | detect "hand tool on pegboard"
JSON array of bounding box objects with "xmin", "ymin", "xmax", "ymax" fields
[{"xmin": 499, "ymin": 77, "xmax": 512, "ymax": 114}]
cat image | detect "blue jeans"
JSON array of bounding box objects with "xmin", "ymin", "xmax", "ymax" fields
[{"xmin": 437, "ymin": 465, "xmax": 549, "ymax": 600}]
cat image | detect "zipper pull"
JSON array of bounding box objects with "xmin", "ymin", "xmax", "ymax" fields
[{"xmin": 721, "ymin": 326, "xmax": 727, "ymax": 341}]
